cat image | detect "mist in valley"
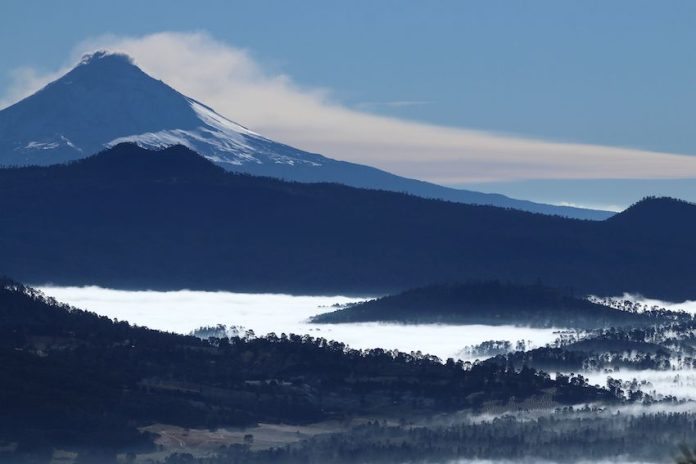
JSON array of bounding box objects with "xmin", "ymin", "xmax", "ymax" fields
[
  {"xmin": 39, "ymin": 286, "xmax": 696, "ymax": 402},
  {"xmin": 37, "ymin": 286, "xmax": 559, "ymax": 362},
  {"xmin": 32, "ymin": 286, "xmax": 696, "ymax": 463}
]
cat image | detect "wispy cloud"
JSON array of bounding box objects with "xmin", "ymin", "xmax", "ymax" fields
[{"xmin": 3, "ymin": 31, "xmax": 696, "ymax": 184}]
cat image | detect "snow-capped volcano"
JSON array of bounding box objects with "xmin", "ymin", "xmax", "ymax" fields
[
  {"xmin": 0, "ymin": 51, "xmax": 325, "ymax": 169},
  {"xmin": 0, "ymin": 51, "xmax": 611, "ymax": 219}
]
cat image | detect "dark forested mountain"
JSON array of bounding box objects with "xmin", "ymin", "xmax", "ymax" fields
[
  {"xmin": 0, "ymin": 144, "xmax": 693, "ymax": 299},
  {"xmin": 0, "ymin": 278, "xmax": 609, "ymax": 461},
  {"xmin": 310, "ymin": 281, "xmax": 681, "ymax": 328},
  {"xmin": 0, "ymin": 51, "xmax": 609, "ymax": 219}
]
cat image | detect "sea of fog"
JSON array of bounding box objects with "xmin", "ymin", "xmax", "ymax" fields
[
  {"xmin": 37, "ymin": 286, "xmax": 696, "ymax": 401},
  {"xmin": 33, "ymin": 286, "xmax": 696, "ymax": 463},
  {"xmin": 37, "ymin": 286, "xmax": 559, "ymax": 362}
]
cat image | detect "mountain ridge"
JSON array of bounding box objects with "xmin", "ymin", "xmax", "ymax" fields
[
  {"xmin": 0, "ymin": 51, "xmax": 611, "ymax": 220},
  {"xmin": 0, "ymin": 143, "xmax": 692, "ymax": 299}
]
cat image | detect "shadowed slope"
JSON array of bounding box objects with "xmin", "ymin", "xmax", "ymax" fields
[{"xmin": 0, "ymin": 144, "xmax": 692, "ymax": 298}]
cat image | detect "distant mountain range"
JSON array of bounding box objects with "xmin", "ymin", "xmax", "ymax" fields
[
  {"xmin": 0, "ymin": 143, "xmax": 692, "ymax": 299},
  {"xmin": 0, "ymin": 51, "xmax": 610, "ymax": 220}
]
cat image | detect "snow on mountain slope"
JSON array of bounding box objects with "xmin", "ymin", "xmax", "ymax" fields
[
  {"xmin": 110, "ymin": 99, "xmax": 322, "ymax": 168},
  {"xmin": 0, "ymin": 52, "xmax": 326, "ymax": 169},
  {"xmin": 0, "ymin": 51, "xmax": 612, "ymax": 219}
]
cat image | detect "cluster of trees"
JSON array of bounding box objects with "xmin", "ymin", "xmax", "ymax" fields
[
  {"xmin": 457, "ymin": 339, "xmax": 520, "ymax": 358},
  {"xmin": 190, "ymin": 324, "xmax": 245, "ymax": 339},
  {"xmin": 487, "ymin": 317, "xmax": 696, "ymax": 374},
  {"xmin": 0, "ymin": 278, "xmax": 616, "ymax": 462},
  {"xmin": 590, "ymin": 295, "xmax": 689, "ymax": 314},
  {"xmin": 573, "ymin": 321, "xmax": 696, "ymax": 356},
  {"xmin": 487, "ymin": 345, "xmax": 676, "ymax": 374}
]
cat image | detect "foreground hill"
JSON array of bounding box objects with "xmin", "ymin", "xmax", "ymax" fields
[
  {"xmin": 0, "ymin": 278, "xmax": 606, "ymax": 461},
  {"xmin": 0, "ymin": 144, "xmax": 693, "ymax": 299},
  {"xmin": 310, "ymin": 282, "xmax": 681, "ymax": 328},
  {"xmin": 0, "ymin": 51, "xmax": 608, "ymax": 219}
]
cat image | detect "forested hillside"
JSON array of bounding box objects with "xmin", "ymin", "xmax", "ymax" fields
[
  {"xmin": 0, "ymin": 144, "xmax": 694, "ymax": 299},
  {"xmin": 0, "ymin": 278, "xmax": 609, "ymax": 461}
]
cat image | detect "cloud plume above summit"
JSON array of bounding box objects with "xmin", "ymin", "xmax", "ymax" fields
[{"xmin": 4, "ymin": 31, "xmax": 696, "ymax": 184}]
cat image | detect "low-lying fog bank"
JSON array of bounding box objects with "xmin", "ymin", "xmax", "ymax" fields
[
  {"xmin": 37, "ymin": 286, "xmax": 558, "ymax": 362},
  {"xmin": 15, "ymin": 286, "xmax": 696, "ymax": 463},
  {"xmin": 38, "ymin": 286, "xmax": 696, "ymax": 403}
]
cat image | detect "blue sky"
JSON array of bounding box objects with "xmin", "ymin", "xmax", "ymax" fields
[{"xmin": 2, "ymin": 0, "xmax": 696, "ymax": 209}]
